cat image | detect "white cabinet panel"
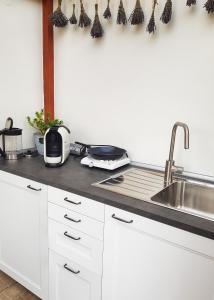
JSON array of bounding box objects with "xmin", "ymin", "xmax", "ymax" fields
[
  {"xmin": 102, "ymin": 206, "xmax": 214, "ymax": 300},
  {"xmin": 49, "ymin": 219, "xmax": 103, "ymax": 274},
  {"xmin": 49, "ymin": 250, "xmax": 102, "ymax": 300},
  {"xmin": 0, "ymin": 171, "xmax": 48, "ymax": 300}
]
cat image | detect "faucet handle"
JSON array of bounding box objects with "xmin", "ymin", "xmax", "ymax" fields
[{"xmin": 172, "ymin": 165, "xmax": 184, "ymax": 174}]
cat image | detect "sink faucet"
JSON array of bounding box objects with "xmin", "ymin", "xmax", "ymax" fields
[{"xmin": 164, "ymin": 122, "xmax": 190, "ymax": 186}]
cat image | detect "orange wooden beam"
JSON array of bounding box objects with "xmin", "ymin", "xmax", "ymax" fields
[{"xmin": 42, "ymin": 0, "xmax": 54, "ymax": 119}]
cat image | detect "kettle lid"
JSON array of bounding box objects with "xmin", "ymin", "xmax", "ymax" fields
[{"xmin": 4, "ymin": 128, "xmax": 22, "ymax": 136}]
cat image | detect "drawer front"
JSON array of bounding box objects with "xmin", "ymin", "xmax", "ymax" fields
[
  {"xmin": 49, "ymin": 250, "xmax": 102, "ymax": 300},
  {"xmin": 105, "ymin": 206, "xmax": 214, "ymax": 258},
  {"xmin": 49, "ymin": 219, "xmax": 103, "ymax": 274},
  {"xmin": 0, "ymin": 170, "xmax": 47, "ymax": 193},
  {"xmin": 48, "ymin": 203, "xmax": 104, "ymax": 241},
  {"xmin": 48, "ymin": 186, "xmax": 104, "ymax": 222}
]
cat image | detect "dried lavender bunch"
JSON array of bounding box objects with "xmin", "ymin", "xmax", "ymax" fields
[
  {"xmin": 117, "ymin": 0, "xmax": 127, "ymax": 25},
  {"xmin": 103, "ymin": 0, "xmax": 112, "ymax": 19},
  {"xmin": 160, "ymin": 0, "xmax": 172, "ymax": 24},
  {"xmin": 91, "ymin": 4, "xmax": 104, "ymax": 38},
  {"xmin": 147, "ymin": 0, "xmax": 158, "ymax": 34},
  {"xmin": 204, "ymin": 0, "xmax": 214, "ymax": 13},
  {"xmin": 186, "ymin": 0, "xmax": 196, "ymax": 6},
  {"xmin": 49, "ymin": 0, "xmax": 68, "ymax": 27},
  {"xmin": 129, "ymin": 0, "xmax": 144, "ymax": 25},
  {"xmin": 79, "ymin": 0, "xmax": 91, "ymax": 27},
  {"xmin": 147, "ymin": 12, "xmax": 156, "ymax": 33},
  {"xmin": 70, "ymin": 4, "xmax": 77, "ymax": 24}
]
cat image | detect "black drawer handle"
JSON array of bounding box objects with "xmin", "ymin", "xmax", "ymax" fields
[
  {"xmin": 64, "ymin": 264, "xmax": 80, "ymax": 274},
  {"xmin": 27, "ymin": 185, "xmax": 42, "ymax": 192},
  {"xmin": 64, "ymin": 214, "xmax": 81, "ymax": 223},
  {"xmin": 112, "ymin": 214, "xmax": 133, "ymax": 224},
  {"xmin": 64, "ymin": 231, "xmax": 81, "ymax": 241},
  {"xmin": 64, "ymin": 197, "xmax": 81, "ymax": 205}
]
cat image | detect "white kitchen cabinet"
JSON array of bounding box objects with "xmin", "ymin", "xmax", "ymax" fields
[
  {"xmin": 102, "ymin": 206, "xmax": 214, "ymax": 300},
  {"xmin": 49, "ymin": 250, "xmax": 102, "ymax": 300},
  {"xmin": 48, "ymin": 189, "xmax": 104, "ymax": 300},
  {"xmin": 0, "ymin": 171, "xmax": 48, "ymax": 300}
]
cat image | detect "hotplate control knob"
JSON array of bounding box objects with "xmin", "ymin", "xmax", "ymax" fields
[{"xmin": 89, "ymin": 161, "xmax": 94, "ymax": 168}]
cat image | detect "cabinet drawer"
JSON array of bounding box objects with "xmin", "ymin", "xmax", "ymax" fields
[
  {"xmin": 49, "ymin": 219, "xmax": 103, "ymax": 274},
  {"xmin": 48, "ymin": 186, "xmax": 104, "ymax": 222},
  {"xmin": 0, "ymin": 170, "xmax": 46, "ymax": 193},
  {"xmin": 49, "ymin": 250, "xmax": 102, "ymax": 300},
  {"xmin": 105, "ymin": 206, "xmax": 214, "ymax": 258},
  {"xmin": 48, "ymin": 203, "xmax": 104, "ymax": 241}
]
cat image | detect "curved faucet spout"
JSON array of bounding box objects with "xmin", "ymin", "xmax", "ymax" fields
[{"xmin": 168, "ymin": 122, "xmax": 190, "ymax": 162}]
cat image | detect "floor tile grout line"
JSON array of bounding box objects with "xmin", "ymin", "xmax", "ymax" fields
[{"xmin": 0, "ymin": 281, "xmax": 17, "ymax": 295}]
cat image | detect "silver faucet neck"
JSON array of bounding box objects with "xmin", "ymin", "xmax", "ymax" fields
[{"xmin": 168, "ymin": 122, "xmax": 190, "ymax": 161}]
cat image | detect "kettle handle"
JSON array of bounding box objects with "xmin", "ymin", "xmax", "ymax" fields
[
  {"xmin": 0, "ymin": 148, "xmax": 5, "ymax": 158},
  {"xmin": 0, "ymin": 130, "xmax": 5, "ymax": 157}
]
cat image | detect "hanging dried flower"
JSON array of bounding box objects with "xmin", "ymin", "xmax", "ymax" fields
[
  {"xmin": 103, "ymin": 0, "xmax": 112, "ymax": 19},
  {"xmin": 160, "ymin": 0, "xmax": 172, "ymax": 24},
  {"xmin": 79, "ymin": 0, "xmax": 91, "ymax": 27},
  {"xmin": 204, "ymin": 0, "xmax": 214, "ymax": 13},
  {"xmin": 91, "ymin": 4, "xmax": 104, "ymax": 38},
  {"xmin": 186, "ymin": 0, "xmax": 196, "ymax": 6},
  {"xmin": 117, "ymin": 0, "xmax": 127, "ymax": 25},
  {"xmin": 49, "ymin": 0, "xmax": 68, "ymax": 27},
  {"xmin": 129, "ymin": 0, "xmax": 144, "ymax": 25},
  {"xmin": 70, "ymin": 4, "xmax": 78, "ymax": 24},
  {"xmin": 147, "ymin": 0, "xmax": 158, "ymax": 34}
]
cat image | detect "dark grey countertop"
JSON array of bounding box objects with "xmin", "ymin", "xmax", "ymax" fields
[{"xmin": 0, "ymin": 156, "xmax": 213, "ymax": 240}]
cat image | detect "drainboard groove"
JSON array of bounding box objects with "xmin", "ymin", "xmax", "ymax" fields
[
  {"xmin": 125, "ymin": 176, "xmax": 163, "ymax": 187},
  {"xmin": 93, "ymin": 168, "xmax": 164, "ymax": 201}
]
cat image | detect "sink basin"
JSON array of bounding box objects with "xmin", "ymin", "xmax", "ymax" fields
[{"xmin": 151, "ymin": 181, "xmax": 214, "ymax": 220}]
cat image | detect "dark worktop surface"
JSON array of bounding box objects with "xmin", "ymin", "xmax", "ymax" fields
[{"xmin": 0, "ymin": 156, "xmax": 213, "ymax": 240}]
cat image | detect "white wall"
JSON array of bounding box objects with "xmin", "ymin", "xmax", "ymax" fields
[
  {"xmin": 0, "ymin": 0, "xmax": 43, "ymax": 149},
  {"xmin": 54, "ymin": 0, "xmax": 214, "ymax": 177},
  {"xmin": 2, "ymin": 0, "xmax": 212, "ymax": 176}
]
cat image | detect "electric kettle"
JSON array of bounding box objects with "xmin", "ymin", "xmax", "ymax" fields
[{"xmin": 0, "ymin": 118, "xmax": 23, "ymax": 160}]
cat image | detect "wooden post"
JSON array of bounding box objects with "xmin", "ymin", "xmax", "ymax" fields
[{"xmin": 42, "ymin": 0, "xmax": 54, "ymax": 119}]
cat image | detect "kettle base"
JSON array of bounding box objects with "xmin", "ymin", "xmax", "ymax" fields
[{"xmin": 4, "ymin": 153, "xmax": 24, "ymax": 160}]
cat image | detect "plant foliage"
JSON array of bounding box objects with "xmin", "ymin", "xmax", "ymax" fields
[{"xmin": 27, "ymin": 109, "xmax": 63, "ymax": 136}]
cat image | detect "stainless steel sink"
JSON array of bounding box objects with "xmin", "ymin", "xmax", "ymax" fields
[
  {"xmin": 151, "ymin": 181, "xmax": 214, "ymax": 220},
  {"xmin": 93, "ymin": 167, "xmax": 214, "ymax": 221}
]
